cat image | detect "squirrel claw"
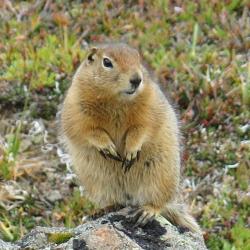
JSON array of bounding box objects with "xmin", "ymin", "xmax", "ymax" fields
[
  {"xmin": 136, "ymin": 150, "xmax": 141, "ymax": 161},
  {"xmin": 126, "ymin": 207, "xmax": 155, "ymax": 228},
  {"xmin": 122, "ymin": 150, "xmax": 140, "ymax": 173},
  {"xmin": 109, "ymin": 152, "xmax": 123, "ymax": 161},
  {"xmin": 99, "ymin": 150, "xmax": 107, "ymax": 159},
  {"xmin": 98, "ymin": 148, "xmax": 122, "ymax": 162},
  {"xmin": 122, "ymin": 158, "xmax": 136, "ymax": 173},
  {"xmin": 134, "ymin": 211, "xmax": 155, "ymax": 227}
]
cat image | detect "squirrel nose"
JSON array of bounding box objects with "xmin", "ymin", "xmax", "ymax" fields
[{"xmin": 130, "ymin": 74, "xmax": 142, "ymax": 89}]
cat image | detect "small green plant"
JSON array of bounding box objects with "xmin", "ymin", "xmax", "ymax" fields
[
  {"xmin": 0, "ymin": 219, "xmax": 16, "ymax": 242},
  {"xmin": 191, "ymin": 23, "xmax": 199, "ymax": 58},
  {"xmin": 52, "ymin": 189, "xmax": 95, "ymax": 228},
  {"xmin": 0, "ymin": 128, "xmax": 21, "ymax": 180},
  {"xmin": 48, "ymin": 232, "xmax": 73, "ymax": 244},
  {"xmin": 241, "ymin": 62, "xmax": 250, "ymax": 106},
  {"xmin": 231, "ymin": 221, "xmax": 250, "ymax": 250}
]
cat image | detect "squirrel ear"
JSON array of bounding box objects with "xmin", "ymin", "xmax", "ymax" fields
[{"xmin": 87, "ymin": 47, "xmax": 98, "ymax": 63}]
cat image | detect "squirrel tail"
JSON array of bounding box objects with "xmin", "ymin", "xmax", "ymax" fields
[{"xmin": 161, "ymin": 203, "xmax": 201, "ymax": 234}]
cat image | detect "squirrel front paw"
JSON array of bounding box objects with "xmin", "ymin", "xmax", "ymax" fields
[
  {"xmin": 97, "ymin": 143, "xmax": 122, "ymax": 162},
  {"xmin": 122, "ymin": 149, "xmax": 140, "ymax": 172}
]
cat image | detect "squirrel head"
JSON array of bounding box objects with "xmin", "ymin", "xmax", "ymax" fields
[{"xmin": 74, "ymin": 43, "xmax": 145, "ymax": 99}]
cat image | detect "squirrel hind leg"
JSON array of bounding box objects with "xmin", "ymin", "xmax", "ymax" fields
[
  {"xmin": 161, "ymin": 203, "xmax": 202, "ymax": 234},
  {"xmin": 126, "ymin": 205, "xmax": 160, "ymax": 228}
]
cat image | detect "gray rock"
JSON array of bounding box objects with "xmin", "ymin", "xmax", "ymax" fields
[
  {"xmin": 46, "ymin": 190, "xmax": 63, "ymax": 202},
  {"xmin": 1, "ymin": 208, "xmax": 207, "ymax": 250},
  {"xmin": 0, "ymin": 238, "xmax": 19, "ymax": 250}
]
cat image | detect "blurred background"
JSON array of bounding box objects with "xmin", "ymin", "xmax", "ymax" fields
[{"xmin": 0, "ymin": 1, "xmax": 249, "ymax": 249}]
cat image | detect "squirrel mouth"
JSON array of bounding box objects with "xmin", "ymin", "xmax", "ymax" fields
[{"xmin": 125, "ymin": 89, "xmax": 136, "ymax": 95}]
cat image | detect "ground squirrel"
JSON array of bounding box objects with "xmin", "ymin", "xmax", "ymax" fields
[{"xmin": 61, "ymin": 43, "xmax": 201, "ymax": 233}]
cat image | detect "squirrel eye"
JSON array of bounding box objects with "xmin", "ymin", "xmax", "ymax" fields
[{"xmin": 103, "ymin": 58, "xmax": 113, "ymax": 68}]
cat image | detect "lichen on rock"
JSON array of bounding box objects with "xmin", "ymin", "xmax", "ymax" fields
[{"xmin": 0, "ymin": 208, "xmax": 207, "ymax": 250}]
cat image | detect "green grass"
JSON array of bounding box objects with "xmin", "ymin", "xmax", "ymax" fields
[
  {"xmin": 0, "ymin": 127, "xmax": 21, "ymax": 180},
  {"xmin": 0, "ymin": 189, "xmax": 93, "ymax": 241},
  {"xmin": 48, "ymin": 232, "xmax": 73, "ymax": 244},
  {"xmin": 1, "ymin": 25, "xmax": 83, "ymax": 89},
  {"xmin": 0, "ymin": 1, "xmax": 249, "ymax": 248}
]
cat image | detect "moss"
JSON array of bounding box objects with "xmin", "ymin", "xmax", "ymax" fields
[{"xmin": 47, "ymin": 232, "xmax": 73, "ymax": 244}]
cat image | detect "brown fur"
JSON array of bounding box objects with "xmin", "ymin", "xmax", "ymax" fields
[{"xmin": 61, "ymin": 43, "xmax": 201, "ymax": 233}]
